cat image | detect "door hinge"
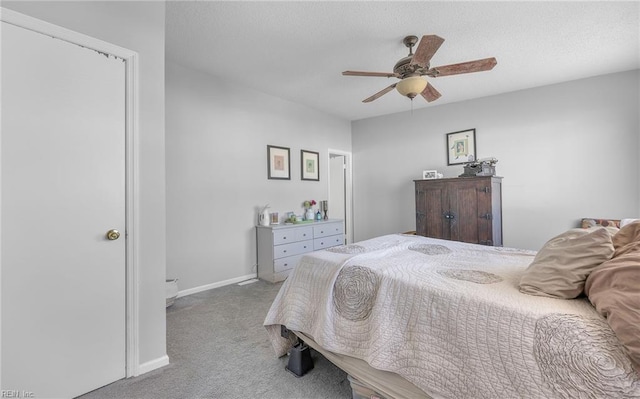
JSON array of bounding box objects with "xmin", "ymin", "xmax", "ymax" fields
[
  {"xmin": 479, "ymin": 240, "xmax": 494, "ymax": 246},
  {"xmin": 481, "ymin": 213, "xmax": 493, "ymax": 220},
  {"xmin": 479, "ymin": 187, "xmax": 491, "ymax": 193}
]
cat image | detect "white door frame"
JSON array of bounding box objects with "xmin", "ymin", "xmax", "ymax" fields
[
  {"xmin": 327, "ymin": 149, "xmax": 354, "ymax": 244},
  {"xmin": 0, "ymin": 8, "xmax": 141, "ymax": 378}
]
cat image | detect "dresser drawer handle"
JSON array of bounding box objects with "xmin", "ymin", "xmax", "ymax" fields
[
  {"xmin": 283, "ymin": 250, "xmax": 287, "ymax": 253},
  {"xmin": 283, "ymin": 236, "xmax": 287, "ymax": 239}
]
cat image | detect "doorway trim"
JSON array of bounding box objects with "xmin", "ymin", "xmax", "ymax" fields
[
  {"xmin": 1, "ymin": 8, "xmax": 141, "ymax": 377},
  {"xmin": 327, "ymin": 149, "xmax": 354, "ymax": 244}
]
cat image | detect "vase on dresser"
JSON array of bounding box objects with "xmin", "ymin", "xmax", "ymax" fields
[{"xmin": 305, "ymin": 208, "xmax": 314, "ymax": 221}]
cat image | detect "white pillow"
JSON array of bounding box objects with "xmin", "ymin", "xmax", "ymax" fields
[{"xmin": 621, "ymin": 218, "xmax": 640, "ymax": 228}]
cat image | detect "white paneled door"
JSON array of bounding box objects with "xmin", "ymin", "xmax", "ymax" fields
[{"xmin": 1, "ymin": 21, "xmax": 126, "ymax": 398}]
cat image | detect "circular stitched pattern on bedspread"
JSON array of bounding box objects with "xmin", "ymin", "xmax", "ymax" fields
[
  {"xmin": 333, "ymin": 266, "xmax": 379, "ymax": 321},
  {"xmin": 327, "ymin": 244, "xmax": 367, "ymax": 254},
  {"xmin": 534, "ymin": 314, "xmax": 640, "ymax": 398},
  {"xmin": 408, "ymin": 244, "xmax": 452, "ymax": 255},
  {"xmin": 437, "ymin": 269, "xmax": 503, "ymax": 284}
]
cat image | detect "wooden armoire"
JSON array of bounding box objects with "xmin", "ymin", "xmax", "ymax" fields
[{"xmin": 414, "ymin": 176, "xmax": 503, "ymax": 246}]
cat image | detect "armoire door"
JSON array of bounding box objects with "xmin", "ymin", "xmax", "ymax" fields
[
  {"xmin": 448, "ymin": 178, "xmax": 499, "ymax": 245},
  {"xmin": 1, "ymin": 20, "xmax": 126, "ymax": 398},
  {"xmin": 415, "ymin": 181, "xmax": 449, "ymax": 239},
  {"xmin": 448, "ymin": 180, "xmax": 483, "ymax": 244}
]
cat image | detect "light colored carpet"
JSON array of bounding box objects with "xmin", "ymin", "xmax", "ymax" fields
[{"xmin": 80, "ymin": 280, "xmax": 352, "ymax": 399}]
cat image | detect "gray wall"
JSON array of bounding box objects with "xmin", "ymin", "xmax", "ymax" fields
[
  {"xmin": 352, "ymin": 70, "xmax": 640, "ymax": 250},
  {"xmin": 3, "ymin": 1, "xmax": 168, "ymax": 368},
  {"xmin": 165, "ymin": 62, "xmax": 351, "ymax": 292}
]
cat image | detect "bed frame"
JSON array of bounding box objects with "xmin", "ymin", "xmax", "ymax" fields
[{"xmin": 291, "ymin": 331, "xmax": 431, "ymax": 399}]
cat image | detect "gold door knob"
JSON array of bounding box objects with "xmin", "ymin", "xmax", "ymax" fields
[{"xmin": 106, "ymin": 229, "xmax": 120, "ymax": 241}]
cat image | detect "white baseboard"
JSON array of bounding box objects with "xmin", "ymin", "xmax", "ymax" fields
[
  {"xmin": 176, "ymin": 273, "xmax": 258, "ymax": 298},
  {"xmin": 136, "ymin": 354, "xmax": 169, "ymax": 376}
]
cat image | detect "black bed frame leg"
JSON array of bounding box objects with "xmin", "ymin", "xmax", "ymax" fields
[{"xmin": 286, "ymin": 340, "xmax": 314, "ymax": 377}]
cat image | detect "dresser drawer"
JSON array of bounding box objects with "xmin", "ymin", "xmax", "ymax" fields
[
  {"xmin": 313, "ymin": 222, "xmax": 343, "ymax": 238},
  {"xmin": 313, "ymin": 235, "xmax": 343, "ymax": 250},
  {"xmin": 272, "ymin": 228, "xmax": 298, "ymax": 245},
  {"xmin": 273, "ymin": 254, "xmax": 304, "ymax": 273},
  {"xmin": 274, "ymin": 240, "xmax": 312, "ymax": 259},
  {"xmin": 295, "ymin": 226, "xmax": 313, "ymax": 241},
  {"xmin": 273, "ymin": 226, "xmax": 314, "ymax": 245}
]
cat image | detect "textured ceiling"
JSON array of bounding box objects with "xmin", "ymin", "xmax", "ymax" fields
[{"xmin": 166, "ymin": 1, "xmax": 640, "ymax": 121}]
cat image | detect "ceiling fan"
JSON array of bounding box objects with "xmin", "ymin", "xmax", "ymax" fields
[{"xmin": 343, "ymin": 35, "xmax": 497, "ymax": 103}]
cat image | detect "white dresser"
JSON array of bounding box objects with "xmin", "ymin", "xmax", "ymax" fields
[{"xmin": 256, "ymin": 219, "xmax": 344, "ymax": 283}]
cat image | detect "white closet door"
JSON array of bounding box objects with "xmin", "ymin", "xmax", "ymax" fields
[{"xmin": 1, "ymin": 21, "xmax": 126, "ymax": 398}]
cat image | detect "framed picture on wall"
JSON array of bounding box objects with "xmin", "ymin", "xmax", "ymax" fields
[
  {"xmin": 267, "ymin": 145, "xmax": 290, "ymax": 180},
  {"xmin": 301, "ymin": 150, "xmax": 319, "ymax": 181},
  {"xmin": 446, "ymin": 128, "xmax": 476, "ymax": 165}
]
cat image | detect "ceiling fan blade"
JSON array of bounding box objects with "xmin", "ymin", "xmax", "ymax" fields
[
  {"xmin": 410, "ymin": 35, "xmax": 445, "ymax": 67},
  {"xmin": 343, "ymin": 70, "xmax": 398, "ymax": 78},
  {"xmin": 421, "ymin": 82, "xmax": 442, "ymax": 103},
  {"xmin": 428, "ymin": 57, "xmax": 497, "ymax": 77},
  {"xmin": 363, "ymin": 83, "xmax": 397, "ymax": 103}
]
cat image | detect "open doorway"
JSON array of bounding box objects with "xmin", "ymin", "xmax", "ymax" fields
[{"xmin": 328, "ymin": 149, "xmax": 354, "ymax": 244}]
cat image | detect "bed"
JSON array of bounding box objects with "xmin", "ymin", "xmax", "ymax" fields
[{"xmin": 264, "ymin": 224, "xmax": 640, "ymax": 398}]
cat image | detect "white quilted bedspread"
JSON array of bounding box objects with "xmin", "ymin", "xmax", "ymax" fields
[{"xmin": 264, "ymin": 234, "xmax": 640, "ymax": 398}]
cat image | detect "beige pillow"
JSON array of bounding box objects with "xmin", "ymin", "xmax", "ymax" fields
[
  {"xmin": 585, "ymin": 236, "xmax": 640, "ymax": 375},
  {"xmin": 612, "ymin": 220, "xmax": 640, "ymax": 257},
  {"xmin": 519, "ymin": 227, "xmax": 614, "ymax": 298}
]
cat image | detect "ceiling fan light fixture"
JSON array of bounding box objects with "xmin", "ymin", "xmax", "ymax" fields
[
  {"xmin": 396, "ymin": 76, "xmax": 427, "ymax": 99},
  {"xmin": 343, "ymin": 34, "xmax": 496, "ymax": 104}
]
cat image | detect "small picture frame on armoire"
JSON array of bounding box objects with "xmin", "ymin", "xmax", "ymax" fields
[{"xmin": 422, "ymin": 170, "xmax": 438, "ymax": 179}]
